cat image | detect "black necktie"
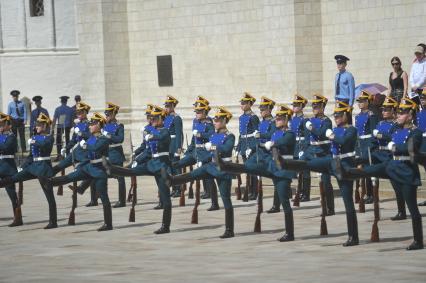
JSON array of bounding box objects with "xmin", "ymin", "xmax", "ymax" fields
[
  {"xmin": 15, "ymin": 102, "xmax": 21, "ymax": 117},
  {"xmin": 336, "ymin": 73, "xmax": 341, "ymax": 95}
]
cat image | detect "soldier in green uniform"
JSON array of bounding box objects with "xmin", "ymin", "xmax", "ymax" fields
[
  {"xmin": 47, "ymin": 113, "xmax": 113, "ymax": 231},
  {"xmin": 164, "ymin": 107, "xmax": 236, "ymax": 238},
  {"xmin": 0, "ymin": 113, "xmax": 22, "ymax": 227},
  {"xmin": 104, "ymin": 105, "xmax": 173, "ymax": 234},
  {"xmin": 0, "ymin": 113, "xmax": 57, "ymax": 229}
]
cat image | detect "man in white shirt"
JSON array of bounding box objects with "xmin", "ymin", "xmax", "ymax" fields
[{"xmin": 409, "ymin": 45, "xmax": 426, "ymax": 94}]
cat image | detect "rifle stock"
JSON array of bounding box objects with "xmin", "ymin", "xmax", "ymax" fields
[
  {"xmin": 129, "ymin": 176, "xmax": 137, "ymax": 222},
  {"xmin": 179, "ymin": 166, "xmax": 186, "ymax": 206},
  {"xmin": 359, "ymin": 178, "xmax": 366, "ymax": 213},
  {"xmin": 68, "ymin": 181, "xmax": 77, "ymax": 225},
  {"xmin": 191, "ymin": 179, "xmax": 201, "ymax": 224},
  {"xmin": 254, "ymin": 177, "xmax": 263, "ymax": 232},
  {"xmin": 18, "ymin": 182, "xmax": 23, "ymax": 205},
  {"xmin": 235, "ymin": 155, "xmax": 242, "ymax": 200},
  {"xmin": 243, "ymin": 173, "xmax": 249, "ymax": 202},
  {"xmin": 319, "ymin": 180, "xmax": 328, "ymax": 235},
  {"xmin": 293, "ymin": 173, "xmax": 302, "ymax": 207},
  {"xmin": 370, "ymin": 179, "xmax": 380, "ymax": 242},
  {"xmin": 57, "ymin": 169, "xmax": 64, "ymax": 196},
  {"xmin": 354, "ymin": 179, "xmax": 360, "ymax": 204},
  {"xmin": 188, "ymin": 165, "xmax": 194, "ymax": 199}
]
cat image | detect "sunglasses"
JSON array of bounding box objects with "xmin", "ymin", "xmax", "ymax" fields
[{"xmin": 391, "ymin": 62, "xmax": 400, "ymax": 66}]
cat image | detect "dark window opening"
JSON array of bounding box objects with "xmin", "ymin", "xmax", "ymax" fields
[
  {"xmin": 30, "ymin": 0, "xmax": 44, "ymax": 17},
  {"xmin": 157, "ymin": 55, "xmax": 173, "ymax": 87}
]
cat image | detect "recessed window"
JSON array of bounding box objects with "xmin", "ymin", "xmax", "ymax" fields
[
  {"xmin": 157, "ymin": 55, "xmax": 173, "ymax": 87},
  {"xmin": 30, "ymin": 0, "xmax": 44, "ymax": 17}
]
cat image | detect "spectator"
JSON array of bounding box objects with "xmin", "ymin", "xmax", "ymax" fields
[
  {"xmin": 334, "ymin": 55, "xmax": 356, "ymax": 106},
  {"xmin": 7, "ymin": 90, "xmax": 27, "ymax": 152},
  {"xmin": 52, "ymin": 96, "xmax": 74, "ymax": 161},
  {"xmin": 409, "ymin": 45, "xmax": 426, "ymax": 100},
  {"xmin": 388, "ymin": 56, "xmax": 408, "ymax": 103},
  {"xmin": 29, "ymin": 96, "xmax": 49, "ymax": 136},
  {"xmin": 71, "ymin": 95, "xmax": 81, "ymax": 126}
]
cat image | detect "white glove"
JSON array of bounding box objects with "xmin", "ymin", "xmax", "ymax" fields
[
  {"xmin": 74, "ymin": 118, "xmax": 80, "ymax": 124},
  {"xmin": 74, "ymin": 127, "xmax": 80, "ymax": 134},
  {"xmin": 265, "ymin": 141, "xmax": 274, "ymax": 150},
  {"xmin": 387, "ymin": 141, "xmax": 395, "ymax": 151},
  {"xmin": 205, "ymin": 142, "xmax": 212, "ymax": 151},
  {"xmin": 325, "ymin": 129, "xmax": 333, "ymax": 138},
  {"xmin": 17, "ymin": 167, "xmax": 23, "ymax": 173},
  {"xmin": 233, "ymin": 150, "xmax": 239, "ymax": 158},
  {"xmin": 27, "ymin": 138, "xmax": 33, "ymax": 146},
  {"xmin": 79, "ymin": 139, "xmax": 86, "ymax": 148},
  {"xmin": 305, "ymin": 121, "xmax": 312, "ymax": 131},
  {"xmin": 298, "ymin": 151, "xmax": 304, "ymax": 158},
  {"xmin": 245, "ymin": 148, "xmax": 252, "ymax": 157},
  {"xmin": 131, "ymin": 161, "xmax": 138, "ymax": 168},
  {"xmin": 145, "ymin": 134, "xmax": 152, "ymax": 142},
  {"xmin": 60, "ymin": 148, "xmax": 67, "ymax": 157},
  {"xmin": 372, "ymin": 129, "xmax": 379, "ymax": 137},
  {"xmin": 196, "ymin": 161, "xmax": 202, "ymax": 168},
  {"xmin": 254, "ymin": 130, "xmax": 260, "ymax": 138},
  {"xmin": 192, "ymin": 129, "xmax": 198, "ymax": 136}
]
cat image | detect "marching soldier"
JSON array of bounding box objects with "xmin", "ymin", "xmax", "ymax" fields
[
  {"xmin": 290, "ymin": 94, "xmax": 309, "ymax": 204},
  {"xmin": 47, "ymin": 113, "xmax": 113, "ymax": 231},
  {"xmin": 347, "ymin": 98, "xmax": 424, "ymax": 250},
  {"xmin": 29, "ymin": 96, "xmax": 49, "ymax": 136},
  {"xmin": 354, "ymin": 90, "xmax": 379, "ymax": 204},
  {"xmin": 54, "ymin": 102, "xmax": 95, "ymax": 206},
  {"xmin": 104, "ymin": 105, "xmax": 173, "ymax": 234},
  {"xmin": 0, "ymin": 113, "xmax": 57, "ymax": 229},
  {"xmin": 164, "ymin": 107, "xmax": 236, "ymax": 238},
  {"xmin": 102, "ymin": 102, "xmax": 126, "ymax": 208},
  {"xmin": 163, "ymin": 95, "xmax": 183, "ymax": 198},
  {"xmin": 173, "ymin": 96, "xmax": 219, "ymax": 211},
  {"xmin": 0, "ymin": 113, "xmax": 22, "ymax": 227},
  {"xmin": 264, "ymin": 104, "xmax": 297, "ymax": 241},
  {"xmin": 301, "ymin": 94, "xmax": 335, "ymax": 215},
  {"xmin": 417, "ymin": 90, "xmax": 426, "ymax": 206},
  {"xmin": 235, "ymin": 92, "xmax": 260, "ymax": 201}
]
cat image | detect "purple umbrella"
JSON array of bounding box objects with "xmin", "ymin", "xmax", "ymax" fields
[{"xmin": 355, "ymin": 83, "xmax": 387, "ymax": 98}]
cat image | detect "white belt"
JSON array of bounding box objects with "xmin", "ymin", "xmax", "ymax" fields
[
  {"xmin": 109, "ymin": 143, "xmax": 122, "ymax": 148},
  {"xmin": 281, "ymin": 155, "xmax": 293, "ymax": 159},
  {"xmin": 90, "ymin": 158, "xmax": 103, "ymax": 164},
  {"xmin": 296, "ymin": 137, "xmax": 305, "ymax": 141},
  {"xmin": 152, "ymin": 152, "xmax": 169, "ymax": 158},
  {"xmin": 170, "ymin": 135, "xmax": 176, "ymax": 138},
  {"xmin": 241, "ymin": 133, "xmax": 256, "ymax": 138},
  {"xmin": 0, "ymin": 155, "xmax": 14, "ymax": 159},
  {"xmin": 393, "ymin": 155, "xmax": 410, "ymax": 161},
  {"xmin": 333, "ymin": 151, "xmax": 356, "ymax": 159},
  {"xmin": 221, "ymin": 157, "xmax": 232, "ymax": 162},
  {"xmin": 359, "ymin": 134, "xmax": 372, "ymax": 139},
  {"xmin": 378, "ymin": 146, "xmax": 390, "ymax": 151},
  {"xmin": 33, "ymin": 157, "xmax": 51, "ymax": 161},
  {"xmin": 195, "ymin": 144, "xmax": 205, "ymax": 148},
  {"xmin": 423, "ymin": 132, "xmax": 426, "ymax": 137},
  {"xmin": 310, "ymin": 140, "xmax": 330, "ymax": 145}
]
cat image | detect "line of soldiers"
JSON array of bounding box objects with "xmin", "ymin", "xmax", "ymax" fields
[{"xmin": 0, "ymin": 91, "xmax": 425, "ymax": 250}]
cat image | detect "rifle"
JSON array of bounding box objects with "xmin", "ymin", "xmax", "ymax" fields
[
  {"xmin": 57, "ymin": 116, "xmax": 66, "ymax": 196},
  {"xmin": 191, "ymin": 179, "xmax": 201, "ymax": 224},
  {"xmin": 18, "ymin": 149, "xmax": 24, "ymax": 205},
  {"xmin": 188, "ymin": 165, "xmax": 194, "ymax": 199},
  {"xmin": 319, "ymin": 178, "xmax": 328, "ymax": 235},
  {"xmin": 368, "ymin": 147, "xmax": 379, "ymax": 242},
  {"xmin": 129, "ymin": 132, "xmax": 137, "ymax": 222},
  {"xmin": 179, "ymin": 166, "xmax": 186, "ymax": 206},
  {"xmin": 68, "ymin": 181, "xmax": 77, "ymax": 225},
  {"xmin": 254, "ymin": 177, "xmax": 263, "ymax": 232},
  {"xmin": 354, "ymin": 179, "xmax": 361, "ymax": 204},
  {"xmin": 293, "ymin": 173, "xmax": 302, "ymax": 207},
  {"xmin": 235, "ymin": 153, "xmax": 242, "ymax": 200},
  {"xmin": 243, "ymin": 174, "xmax": 249, "ymax": 202},
  {"xmin": 359, "ymin": 175, "xmax": 366, "ymax": 213}
]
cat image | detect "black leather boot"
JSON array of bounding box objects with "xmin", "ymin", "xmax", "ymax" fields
[
  {"xmin": 103, "ymin": 157, "xmax": 137, "ymax": 177},
  {"xmin": 267, "ymin": 190, "xmax": 280, "ymax": 213},
  {"xmin": 418, "ymin": 201, "xmax": 426, "ymax": 206},
  {"xmin": 86, "ymin": 184, "xmax": 98, "ymax": 207},
  {"xmin": 98, "ymin": 203, "xmax": 113, "ymax": 231},
  {"xmin": 220, "ymin": 208, "xmax": 234, "ymax": 238},
  {"xmin": 44, "ymin": 198, "xmax": 58, "ymax": 229},
  {"xmin": 113, "ymin": 178, "xmax": 126, "ymax": 208},
  {"xmin": 52, "ymin": 165, "xmax": 61, "ymax": 176},
  {"xmin": 343, "ymin": 211, "xmax": 359, "ymax": 247},
  {"xmin": 154, "ymin": 206, "xmax": 171, "ymax": 234},
  {"xmin": 154, "ymin": 200, "xmax": 163, "ymax": 210},
  {"xmin": 249, "ymin": 175, "xmax": 258, "ymax": 200},
  {"xmin": 300, "ymin": 175, "xmax": 311, "ymax": 202},
  {"xmin": 278, "ymin": 210, "xmax": 294, "ymax": 242},
  {"xmin": 326, "ymin": 184, "xmax": 335, "ymax": 216},
  {"xmin": 208, "ymin": 183, "xmax": 220, "ymax": 211},
  {"xmin": 9, "ymin": 207, "xmax": 23, "ymax": 227},
  {"xmin": 217, "ymin": 158, "xmax": 247, "ymax": 175},
  {"xmin": 346, "ymin": 168, "xmax": 367, "ymax": 179},
  {"xmin": 201, "ymin": 180, "xmax": 211, "ymax": 199},
  {"xmin": 391, "ymin": 196, "xmax": 407, "ymax": 221},
  {"xmin": 279, "ymin": 159, "xmax": 307, "ymax": 172},
  {"xmin": 162, "ymin": 168, "xmax": 193, "ymax": 187},
  {"xmin": 407, "ymin": 217, "xmax": 424, "ymax": 250},
  {"xmin": 46, "ymin": 175, "xmax": 69, "ymax": 187}
]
